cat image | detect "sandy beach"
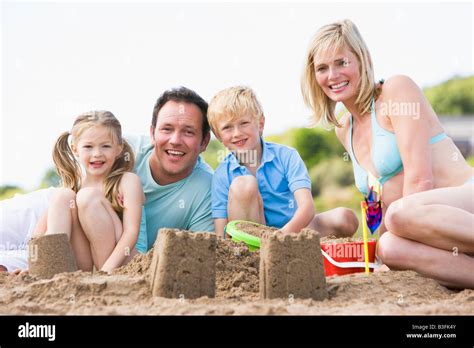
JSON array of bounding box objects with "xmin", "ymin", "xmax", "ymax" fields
[{"xmin": 0, "ymin": 239, "xmax": 472, "ymax": 315}]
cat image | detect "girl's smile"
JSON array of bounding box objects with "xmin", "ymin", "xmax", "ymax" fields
[{"xmin": 72, "ymin": 125, "xmax": 122, "ymax": 180}]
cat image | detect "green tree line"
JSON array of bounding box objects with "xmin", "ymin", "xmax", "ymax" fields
[{"xmin": 424, "ymin": 75, "xmax": 474, "ymax": 115}]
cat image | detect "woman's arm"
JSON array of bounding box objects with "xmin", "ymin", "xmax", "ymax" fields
[
  {"xmin": 383, "ymin": 75, "xmax": 435, "ymax": 196},
  {"xmin": 281, "ymin": 188, "xmax": 315, "ymax": 234},
  {"xmin": 101, "ymin": 173, "xmax": 144, "ymax": 273}
]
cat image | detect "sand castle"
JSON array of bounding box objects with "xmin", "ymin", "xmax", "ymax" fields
[
  {"xmin": 259, "ymin": 228, "xmax": 327, "ymax": 300},
  {"xmin": 28, "ymin": 233, "xmax": 77, "ymax": 279},
  {"xmin": 26, "ymin": 228, "xmax": 327, "ymax": 301},
  {"xmin": 149, "ymin": 229, "xmax": 217, "ymax": 299},
  {"xmin": 148, "ymin": 228, "xmax": 327, "ymax": 301}
]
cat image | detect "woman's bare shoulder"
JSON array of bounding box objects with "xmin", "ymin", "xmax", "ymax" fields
[{"xmin": 381, "ymin": 75, "xmax": 421, "ymax": 99}]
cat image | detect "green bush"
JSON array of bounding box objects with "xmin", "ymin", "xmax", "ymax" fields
[
  {"xmin": 424, "ymin": 76, "xmax": 474, "ymax": 115},
  {"xmin": 38, "ymin": 168, "xmax": 60, "ymax": 188},
  {"xmin": 467, "ymin": 156, "xmax": 474, "ymax": 167},
  {"xmin": 293, "ymin": 127, "xmax": 345, "ymax": 169},
  {"xmin": 0, "ymin": 186, "xmax": 26, "ymax": 201},
  {"xmin": 202, "ymin": 139, "xmax": 226, "ymax": 170},
  {"xmin": 309, "ymin": 157, "xmax": 355, "ymax": 196},
  {"xmin": 264, "ymin": 128, "xmax": 299, "ymax": 147}
]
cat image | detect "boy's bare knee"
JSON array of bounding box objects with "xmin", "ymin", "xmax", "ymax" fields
[
  {"xmin": 229, "ymin": 175, "xmax": 259, "ymax": 202},
  {"xmin": 333, "ymin": 207, "xmax": 358, "ymax": 237},
  {"xmin": 340, "ymin": 207, "xmax": 359, "ymax": 236}
]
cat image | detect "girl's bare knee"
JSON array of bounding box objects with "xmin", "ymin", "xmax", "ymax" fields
[
  {"xmin": 76, "ymin": 188, "xmax": 103, "ymax": 210},
  {"xmin": 52, "ymin": 187, "xmax": 76, "ymax": 204}
]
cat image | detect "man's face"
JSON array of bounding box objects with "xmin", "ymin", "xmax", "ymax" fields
[{"xmin": 150, "ymin": 100, "xmax": 210, "ymax": 185}]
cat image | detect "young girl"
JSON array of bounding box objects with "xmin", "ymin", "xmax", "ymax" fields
[
  {"xmin": 301, "ymin": 19, "xmax": 473, "ymax": 288},
  {"xmin": 33, "ymin": 111, "xmax": 144, "ymax": 273}
]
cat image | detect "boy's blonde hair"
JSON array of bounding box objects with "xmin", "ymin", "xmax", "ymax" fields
[
  {"xmin": 301, "ymin": 19, "xmax": 379, "ymax": 127},
  {"xmin": 208, "ymin": 86, "xmax": 264, "ymax": 136}
]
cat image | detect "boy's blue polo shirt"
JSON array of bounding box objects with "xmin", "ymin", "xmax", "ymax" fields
[{"xmin": 211, "ymin": 139, "xmax": 311, "ymax": 228}]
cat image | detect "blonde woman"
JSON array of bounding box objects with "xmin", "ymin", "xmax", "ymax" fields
[
  {"xmin": 33, "ymin": 111, "xmax": 145, "ymax": 273},
  {"xmin": 301, "ymin": 19, "xmax": 473, "ymax": 288}
]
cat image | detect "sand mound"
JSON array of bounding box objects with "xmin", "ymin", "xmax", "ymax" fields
[
  {"xmin": 234, "ymin": 221, "xmax": 278, "ymax": 238},
  {"xmin": 0, "ymin": 238, "xmax": 472, "ymax": 315},
  {"xmin": 113, "ymin": 238, "xmax": 260, "ymax": 299},
  {"xmin": 114, "ymin": 248, "xmax": 154, "ymax": 276},
  {"xmin": 215, "ymin": 239, "xmax": 259, "ymax": 299}
]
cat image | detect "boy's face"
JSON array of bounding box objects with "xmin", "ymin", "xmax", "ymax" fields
[{"xmin": 215, "ymin": 113, "xmax": 265, "ymax": 155}]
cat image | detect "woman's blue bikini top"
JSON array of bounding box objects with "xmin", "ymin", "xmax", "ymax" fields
[{"xmin": 347, "ymin": 98, "xmax": 447, "ymax": 196}]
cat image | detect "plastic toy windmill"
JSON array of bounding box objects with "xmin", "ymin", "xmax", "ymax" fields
[{"xmin": 360, "ymin": 173, "xmax": 383, "ymax": 273}]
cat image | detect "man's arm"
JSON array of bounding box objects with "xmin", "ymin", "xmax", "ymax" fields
[{"xmin": 209, "ymin": 166, "xmax": 230, "ymax": 235}]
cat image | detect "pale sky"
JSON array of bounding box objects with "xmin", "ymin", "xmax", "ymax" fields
[{"xmin": 1, "ymin": 1, "xmax": 473, "ymax": 190}]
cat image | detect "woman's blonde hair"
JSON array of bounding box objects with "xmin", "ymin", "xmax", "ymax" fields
[
  {"xmin": 208, "ymin": 86, "xmax": 264, "ymax": 137},
  {"xmin": 53, "ymin": 111, "xmax": 135, "ymax": 216},
  {"xmin": 301, "ymin": 19, "xmax": 378, "ymax": 127}
]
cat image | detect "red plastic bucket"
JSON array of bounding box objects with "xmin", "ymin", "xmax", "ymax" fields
[{"xmin": 320, "ymin": 240, "xmax": 377, "ymax": 276}]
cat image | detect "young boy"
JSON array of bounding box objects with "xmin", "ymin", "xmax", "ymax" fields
[{"xmin": 208, "ymin": 86, "xmax": 316, "ymax": 238}]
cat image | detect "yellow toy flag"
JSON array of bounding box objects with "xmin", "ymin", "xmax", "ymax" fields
[{"xmin": 360, "ymin": 201, "xmax": 370, "ymax": 274}]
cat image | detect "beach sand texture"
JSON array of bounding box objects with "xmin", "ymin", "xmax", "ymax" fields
[{"xmin": 1, "ymin": 229, "xmax": 473, "ymax": 315}]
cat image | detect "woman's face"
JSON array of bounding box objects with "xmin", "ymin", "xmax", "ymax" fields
[{"xmin": 313, "ymin": 46, "xmax": 361, "ymax": 103}]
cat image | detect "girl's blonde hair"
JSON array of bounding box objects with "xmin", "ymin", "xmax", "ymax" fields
[
  {"xmin": 53, "ymin": 111, "xmax": 135, "ymax": 216},
  {"xmin": 301, "ymin": 19, "xmax": 379, "ymax": 127}
]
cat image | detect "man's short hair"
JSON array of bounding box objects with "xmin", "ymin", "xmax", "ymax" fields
[{"xmin": 151, "ymin": 86, "xmax": 210, "ymax": 140}]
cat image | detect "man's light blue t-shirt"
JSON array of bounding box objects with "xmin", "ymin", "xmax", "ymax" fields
[
  {"xmin": 211, "ymin": 139, "xmax": 311, "ymax": 228},
  {"xmin": 126, "ymin": 135, "xmax": 214, "ymax": 253}
]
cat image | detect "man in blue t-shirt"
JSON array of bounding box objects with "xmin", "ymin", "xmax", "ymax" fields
[{"xmin": 128, "ymin": 87, "xmax": 214, "ymax": 252}]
